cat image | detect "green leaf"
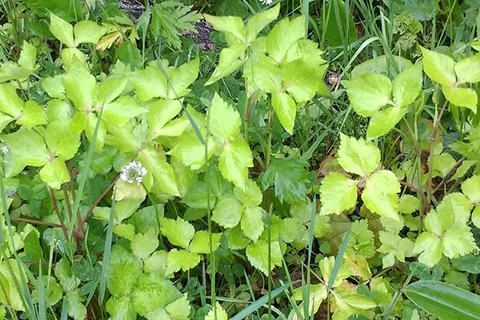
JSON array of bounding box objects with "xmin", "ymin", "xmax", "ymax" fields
[
  {"xmin": 139, "ymin": 147, "xmax": 180, "ymax": 197},
  {"xmin": 55, "ymin": 258, "xmax": 79, "ymax": 292},
  {"xmin": 246, "ymin": 4, "xmax": 280, "ymax": 42},
  {"xmin": 18, "ymin": 40, "xmax": 37, "ymax": 70},
  {"xmin": 246, "ymin": 240, "xmax": 282, "ymax": 274},
  {"xmin": 131, "ymin": 66, "xmax": 168, "ymax": 102},
  {"xmin": 377, "ymin": 231, "xmax": 414, "ymax": 268},
  {"xmin": 131, "ymin": 229, "xmax": 159, "ymax": 260},
  {"xmin": 442, "ymin": 85, "xmax": 478, "ymax": 113},
  {"xmin": 144, "ymin": 251, "xmax": 168, "ymax": 275},
  {"xmin": 0, "ymin": 83, "xmax": 24, "ymax": 118},
  {"xmin": 234, "ymin": 179, "xmax": 262, "ymax": 207},
  {"xmin": 247, "ymin": 58, "xmax": 282, "ymax": 93},
  {"xmin": 282, "ymin": 59, "xmax": 325, "ymax": 103},
  {"xmin": 61, "ymin": 47, "xmax": 86, "ymax": 69},
  {"xmin": 49, "ymin": 13, "xmax": 75, "ymax": 47},
  {"xmin": 63, "ymin": 58, "xmax": 96, "ymax": 110},
  {"xmin": 271, "ymin": 91, "xmax": 296, "ymax": 134},
  {"xmin": 266, "ymin": 15, "xmax": 305, "ymax": 63},
  {"xmin": 261, "ymin": 157, "xmax": 308, "ymax": 204},
  {"xmin": 344, "ymin": 73, "xmax": 392, "ymax": 117},
  {"xmin": 2, "ymin": 129, "xmax": 49, "ymax": 166},
  {"xmin": 65, "ymin": 291, "xmax": 87, "ymax": 320},
  {"xmin": 106, "ymin": 296, "xmax": 136, "ymax": 320},
  {"xmin": 205, "ymin": 44, "xmax": 246, "ymax": 85},
  {"xmin": 205, "ymin": 302, "xmax": 228, "ymax": 320},
  {"xmin": 472, "ymin": 206, "xmax": 480, "ymax": 229},
  {"xmin": 392, "ymin": 62, "xmax": 423, "ymax": 107},
  {"xmin": 182, "ymin": 181, "xmax": 216, "ymax": 209},
  {"xmin": 166, "ymin": 57, "xmax": 199, "ymax": 99},
  {"xmin": 225, "ymin": 225, "xmax": 250, "ymax": 250},
  {"xmin": 461, "ymin": 174, "xmax": 480, "ymax": 205},
  {"xmin": 367, "ymin": 105, "xmax": 407, "ymax": 139},
  {"xmin": 208, "ymin": 93, "xmax": 241, "ymax": 141},
  {"xmin": 170, "ymin": 131, "xmax": 213, "ymax": 170},
  {"xmin": 203, "ymin": 14, "xmax": 246, "ymax": 43},
  {"xmin": 455, "ymin": 53, "xmax": 480, "ymax": 84},
  {"xmin": 107, "ymin": 245, "xmax": 142, "ymax": 297},
  {"xmin": 17, "ymin": 100, "xmax": 46, "ymax": 128},
  {"xmin": 42, "ymin": 75, "xmax": 65, "ymax": 99},
  {"xmin": 212, "ymin": 196, "xmax": 243, "ymax": 228},
  {"xmin": 218, "ymin": 138, "xmax": 253, "ymax": 190},
  {"xmin": 432, "ymin": 153, "xmax": 457, "ymax": 178},
  {"xmin": 398, "ymin": 195, "xmax": 420, "ymax": 214},
  {"xmin": 405, "ymin": 280, "xmax": 480, "ymax": 320},
  {"xmin": 189, "ymin": 231, "xmax": 222, "ymax": 254},
  {"xmin": 160, "ymin": 217, "xmax": 195, "ymax": 249},
  {"xmin": 132, "ymin": 273, "xmax": 182, "ymax": 316},
  {"xmin": 420, "ymin": 46, "xmax": 456, "ymax": 86},
  {"xmin": 166, "ymin": 249, "xmax": 201, "ymax": 274},
  {"xmin": 319, "ymin": 172, "xmax": 358, "ymax": 215},
  {"xmin": 241, "ymin": 206, "xmax": 264, "ymax": 242},
  {"xmin": 73, "ymin": 20, "xmax": 106, "ymax": 46},
  {"xmin": 147, "ymin": 99, "xmax": 182, "ymax": 139},
  {"xmin": 165, "ymin": 294, "xmax": 191, "ymax": 319},
  {"xmin": 97, "ymin": 77, "xmax": 128, "ymax": 106},
  {"xmin": 332, "ymin": 287, "xmax": 376, "ymax": 320},
  {"xmin": 362, "ymin": 170, "xmax": 401, "ymax": 221},
  {"xmin": 103, "ymin": 96, "xmax": 148, "ymax": 127},
  {"xmin": 39, "ymin": 159, "xmax": 69, "ymax": 189},
  {"xmin": 43, "ymin": 120, "xmax": 81, "ymax": 160},
  {"xmin": 337, "ymin": 134, "xmax": 380, "ymax": 177}
]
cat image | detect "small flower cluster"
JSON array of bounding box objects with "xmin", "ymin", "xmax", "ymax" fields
[
  {"xmin": 261, "ymin": 0, "xmax": 273, "ymax": 4},
  {"xmin": 1, "ymin": 146, "xmax": 8, "ymax": 155},
  {"xmin": 120, "ymin": 161, "xmax": 147, "ymax": 185}
]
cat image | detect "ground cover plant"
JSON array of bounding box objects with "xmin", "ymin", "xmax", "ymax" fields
[{"xmin": 0, "ymin": 0, "xmax": 480, "ymax": 319}]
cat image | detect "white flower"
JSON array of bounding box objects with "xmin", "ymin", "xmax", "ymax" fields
[
  {"xmin": 120, "ymin": 161, "xmax": 147, "ymax": 185},
  {"xmin": 261, "ymin": 0, "xmax": 273, "ymax": 4},
  {"xmin": 1, "ymin": 146, "xmax": 9, "ymax": 155}
]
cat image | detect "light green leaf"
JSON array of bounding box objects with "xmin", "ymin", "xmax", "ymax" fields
[
  {"xmin": 462, "ymin": 174, "xmax": 480, "ymax": 205},
  {"xmin": 337, "ymin": 134, "xmax": 380, "ymax": 176},
  {"xmin": 0, "ymin": 83, "xmax": 23, "ymax": 118},
  {"xmin": 266, "ymin": 15, "xmax": 305, "ymax": 63},
  {"xmin": 246, "ymin": 4, "xmax": 280, "ymax": 42},
  {"xmin": 333, "ymin": 288, "xmax": 376, "ymax": 320},
  {"xmin": 132, "ymin": 273, "xmax": 181, "ymax": 316},
  {"xmin": 272, "ymin": 91, "xmax": 296, "ymax": 134},
  {"xmin": 362, "ymin": 170, "xmax": 401, "ymax": 221},
  {"xmin": 225, "ymin": 225, "xmax": 250, "ymax": 250},
  {"xmin": 147, "ymin": 99, "xmax": 182, "ymax": 139},
  {"xmin": 182, "ymin": 181, "xmax": 216, "ymax": 209},
  {"xmin": 17, "ymin": 100, "xmax": 46, "ymax": 128},
  {"xmin": 432, "ymin": 153, "xmax": 457, "ymax": 178},
  {"xmin": 247, "ymin": 58, "xmax": 281, "ymax": 93},
  {"xmin": 241, "ymin": 206, "xmax": 264, "ymax": 242},
  {"xmin": 63, "ymin": 58, "xmax": 96, "ymax": 110},
  {"xmin": 107, "ymin": 245, "xmax": 142, "ymax": 297},
  {"xmin": 234, "ymin": 179, "xmax": 262, "ymax": 207},
  {"xmin": 2, "ymin": 129, "xmax": 49, "ymax": 166},
  {"xmin": 367, "ymin": 106, "xmax": 407, "ymax": 139},
  {"xmin": 205, "ymin": 302, "xmax": 228, "ymax": 320},
  {"xmin": 455, "ymin": 53, "xmax": 480, "ymax": 84},
  {"xmin": 97, "ymin": 77, "xmax": 128, "ymax": 106},
  {"xmin": 165, "ymin": 294, "xmax": 191, "ymax": 320},
  {"xmin": 39, "ymin": 159, "xmax": 69, "ymax": 189},
  {"xmin": 203, "ymin": 14, "xmax": 246, "ymax": 43},
  {"xmin": 139, "ymin": 147, "xmax": 179, "ymax": 196},
  {"xmin": 205, "ymin": 44, "xmax": 246, "ymax": 85},
  {"xmin": 114, "ymin": 180, "xmax": 146, "ymax": 202},
  {"xmin": 319, "ymin": 172, "xmax": 358, "ymax": 215},
  {"xmin": 166, "ymin": 57, "xmax": 199, "ymax": 99},
  {"xmin": 166, "ymin": 249, "xmax": 200, "ymax": 274},
  {"xmin": 61, "ymin": 48, "xmax": 86, "ymax": 69},
  {"xmin": 42, "ymin": 75, "xmax": 65, "ymax": 99},
  {"xmin": 65, "ymin": 291, "xmax": 87, "ymax": 320},
  {"xmin": 189, "ymin": 231, "xmax": 222, "ymax": 254},
  {"xmin": 392, "ymin": 62, "xmax": 423, "ymax": 107},
  {"xmin": 472, "ymin": 206, "xmax": 480, "ymax": 229},
  {"xmin": 160, "ymin": 217, "xmax": 194, "ymax": 249},
  {"xmin": 170, "ymin": 131, "xmax": 214, "ymax": 170},
  {"xmin": 442, "ymin": 85, "xmax": 478, "ymax": 113},
  {"xmin": 398, "ymin": 195, "xmax": 420, "ymax": 214},
  {"xmin": 106, "ymin": 296, "xmax": 136, "ymax": 320},
  {"xmin": 378, "ymin": 231, "xmax": 414, "ymax": 268},
  {"xmin": 49, "ymin": 13, "xmax": 75, "ymax": 48},
  {"xmin": 218, "ymin": 138, "xmax": 253, "ymax": 190},
  {"xmin": 131, "ymin": 229, "xmax": 159, "ymax": 260},
  {"xmin": 246, "ymin": 240, "xmax": 282, "ymax": 274},
  {"xmin": 420, "ymin": 46, "xmax": 456, "ymax": 86},
  {"xmin": 144, "ymin": 250, "xmax": 168, "ymax": 275},
  {"xmin": 103, "ymin": 96, "xmax": 148, "ymax": 126},
  {"xmin": 43, "ymin": 120, "xmax": 81, "ymax": 160},
  {"xmin": 55, "ymin": 258, "xmax": 79, "ymax": 292},
  {"xmin": 18, "ymin": 41, "xmax": 37, "ymax": 70},
  {"xmin": 73, "ymin": 20, "xmax": 107, "ymax": 45},
  {"xmin": 208, "ymin": 93, "xmax": 241, "ymax": 141},
  {"xmin": 113, "ymin": 223, "xmax": 135, "ymax": 241},
  {"xmin": 344, "ymin": 73, "xmax": 392, "ymax": 117},
  {"xmin": 212, "ymin": 196, "xmax": 243, "ymax": 228},
  {"xmin": 131, "ymin": 66, "xmax": 168, "ymax": 101},
  {"xmin": 282, "ymin": 59, "xmax": 325, "ymax": 102}
]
